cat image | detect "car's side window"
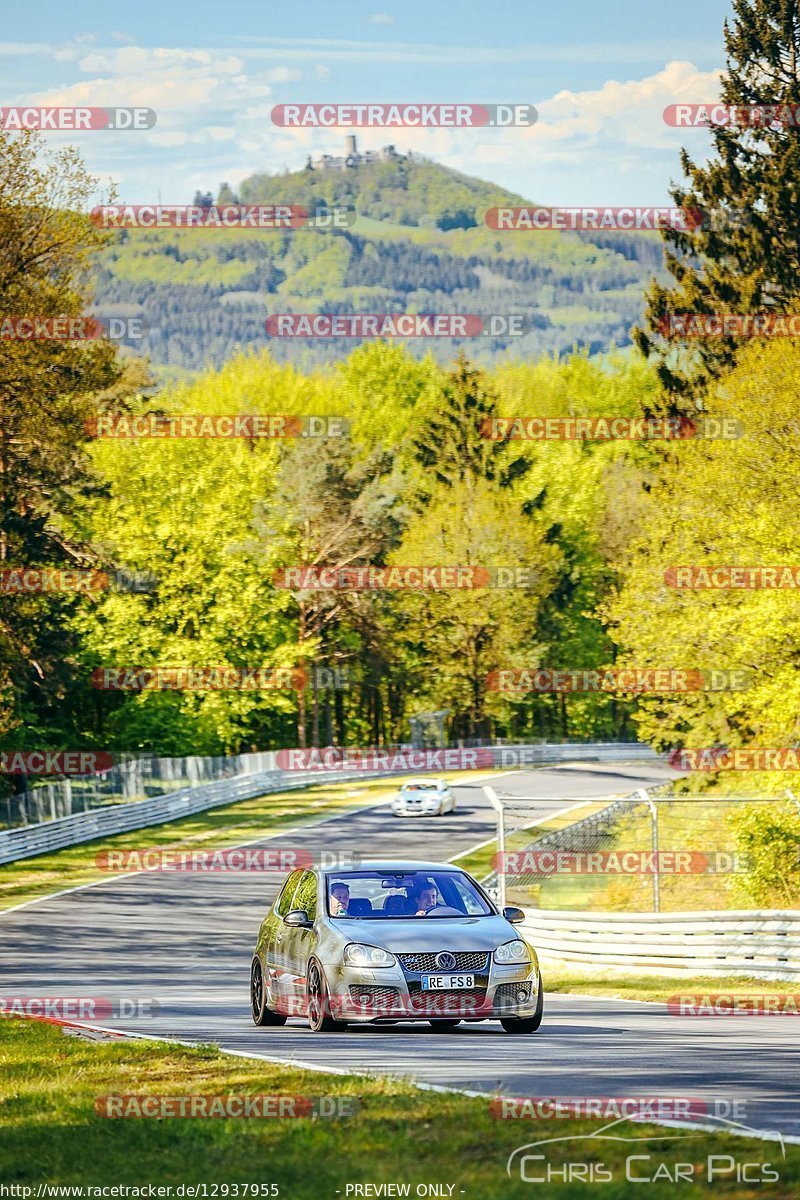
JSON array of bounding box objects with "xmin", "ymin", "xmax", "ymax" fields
[
  {"xmin": 291, "ymin": 870, "xmax": 318, "ymax": 922},
  {"xmin": 275, "ymin": 869, "xmax": 304, "ymax": 918}
]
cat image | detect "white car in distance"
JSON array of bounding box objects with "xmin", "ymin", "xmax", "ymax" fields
[{"xmin": 390, "ymin": 778, "xmax": 456, "ymax": 817}]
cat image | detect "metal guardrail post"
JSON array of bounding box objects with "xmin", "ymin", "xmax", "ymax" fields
[
  {"xmin": 484, "ymin": 786, "xmax": 506, "ymax": 910},
  {"xmin": 636, "ymin": 787, "xmax": 660, "ymax": 913}
]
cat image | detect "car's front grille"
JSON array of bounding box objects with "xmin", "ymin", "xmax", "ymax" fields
[
  {"xmin": 408, "ymin": 988, "xmax": 487, "ymax": 1015},
  {"xmin": 349, "ymin": 985, "xmax": 401, "ymax": 1006},
  {"xmin": 398, "ymin": 951, "xmax": 490, "ymax": 973},
  {"xmin": 493, "ymin": 981, "xmax": 533, "ymax": 1008}
]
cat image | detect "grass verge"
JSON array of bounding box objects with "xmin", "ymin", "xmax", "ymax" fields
[
  {"xmin": 542, "ymin": 965, "xmax": 795, "ymax": 1004},
  {"xmin": 1, "ymin": 1016, "xmax": 796, "ymax": 1197}
]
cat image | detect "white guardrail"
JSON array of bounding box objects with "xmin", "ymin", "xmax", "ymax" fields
[
  {"xmin": 0, "ymin": 741, "xmax": 657, "ymax": 865},
  {"xmin": 521, "ymin": 909, "xmax": 800, "ymax": 982}
]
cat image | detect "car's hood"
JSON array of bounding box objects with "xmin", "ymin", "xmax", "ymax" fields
[{"xmin": 332, "ymin": 914, "xmax": 519, "ymax": 951}]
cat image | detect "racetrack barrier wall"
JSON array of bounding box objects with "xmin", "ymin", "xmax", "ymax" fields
[
  {"xmin": 0, "ymin": 742, "xmax": 657, "ymax": 864},
  {"xmin": 520, "ymin": 907, "xmax": 800, "ymax": 982}
]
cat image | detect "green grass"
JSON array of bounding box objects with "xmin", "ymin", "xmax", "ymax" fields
[
  {"xmin": 1, "ymin": 1017, "xmax": 796, "ymax": 1197},
  {"xmin": 543, "ymin": 965, "xmax": 795, "ymax": 1004},
  {"xmin": 0, "ymin": 769, "xmax": 493, "ymax": 912}
]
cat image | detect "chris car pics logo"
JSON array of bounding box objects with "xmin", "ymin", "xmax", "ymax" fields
[{"xmin": 506, "ymin": 1116, "xmax": 783, "ymax": 1184}]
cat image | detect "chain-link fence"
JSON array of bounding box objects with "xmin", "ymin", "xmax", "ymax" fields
[
  {"xmin": 0, "ymin": 750, "xmax": 279, "ymax": 829},
  {"xmin": 484, "ymin": 785, "xmax": 800, "ymax": 913}
]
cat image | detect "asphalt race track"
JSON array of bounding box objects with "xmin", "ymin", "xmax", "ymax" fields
[{"xmin": 2, "ymin": 761, "xmax": 798, "ymax": 1141}]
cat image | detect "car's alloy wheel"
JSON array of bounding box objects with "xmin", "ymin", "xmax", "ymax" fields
[
  {"xmin": 250, "ymin": 957, "xmax": 286, "ymax": 1027},
  {"xmin": 500, "ymin": 972, "xmax": 544, "ymax": 1034},
  {"xmin": 429, "ymin": 1019, "xmax": 461, "ymax": 1030},
  {"xmin": 306, "ymin": 959, "xmax": 346, "ymax": 1032}
]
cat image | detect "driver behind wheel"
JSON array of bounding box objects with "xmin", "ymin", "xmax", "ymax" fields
[
  {"xmin": 413, "ymin": 882, "xmax": 439, "ymax": 916},
  {"xmin": 329, "ymin": 881, "xmax": 350, "ymax": 916}
]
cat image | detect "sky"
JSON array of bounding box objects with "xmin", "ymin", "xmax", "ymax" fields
[{"xmin": 1, "ymin": 0, "xmax": 735, "ymax": 204}]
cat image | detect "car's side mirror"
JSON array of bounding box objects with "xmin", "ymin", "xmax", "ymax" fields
[
  {"xmin": 503, "ymin": 906, "xmax": 525, "ymax": 924},
  {"xmin": 284, "ymin": 909, "xmax": 313, "ymax": 928}
]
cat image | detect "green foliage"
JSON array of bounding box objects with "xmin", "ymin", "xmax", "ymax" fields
[
  {"xmin": 608, "ymin": 339, "xmax": 800, "ymax": 764},
  {"xmin": 92, "ymin": 157, "xmax": 666, "ymax": 372},
  {"xmin": 0, "ymin": 131, "xmax": 127, "ymax": 757},
  {"xmin": 55, "ymin": 343, "xmax": 657, "ymax": 754},
  {"xmin": 638, "ymin": 0, "xmax": 800, "ymax": 402},
  {"xmin": 238, "ymin": 155, "xmax": 527, "ymax": 229},
  {"xmin": 729, "ymin": 801, "xmax": 800, "ymax": 907}
]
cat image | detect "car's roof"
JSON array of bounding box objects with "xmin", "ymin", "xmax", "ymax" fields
[
  {"xmin": 399, "ymin": 778, "xmax": 446, "ymax": 786},
  {"xmin": 322, "ymin": 859, "xmax": 459, "ymax": 873}
]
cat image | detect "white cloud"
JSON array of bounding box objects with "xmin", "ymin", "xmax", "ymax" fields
[
  {"xmin": 77, "ymin": 47, "xmax": 241, "ymax": 74},
  {"xmin": 531, "ymin": 60, "xmax": 723, "ymax": 154},
  {"xmin": 263, "ymin": 66, "xmax": 302, "ymax": 83},
  {"xmin": 31, "ymin": 47, "xmax": 268, "ymax": 117},
  {"xmin": 235, "ymin": 35, "xmax": 722, "ymax": 66},
  {"xmin": 250, "ymin": 61, "xmax": 723, "ymax": 202},
  {"xmin": 204, "ymin": 126, "xmax": 237, "ymax": 142},
  {"xmin": 6, "ymin": 40, "xmax": 724, "ymax": 207},
  {"xmin": 150, "ymin": 131, "xmax": 187, "ymax": 147},
  {"xmin": 367, "ymin": 13, "xmax": 395, "ymax": 24},
  {"xmin": 0, "ymin": 42, "xmax": 51, "ymax": 56}
]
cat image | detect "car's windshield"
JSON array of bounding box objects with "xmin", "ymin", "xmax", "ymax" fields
[
  {"xmin": 402, "ymin": 783, "xmax": 437, "ymax": 792},
  {"xmin": 324, "ymin": 870, "xmax": 493, "ymax": 918}
]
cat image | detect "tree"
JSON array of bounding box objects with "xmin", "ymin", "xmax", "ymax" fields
[
  {"xmin": 0, "ymin": 131, "xmax": 123, "ymax": 762},
  {"xmin": 636, "ymin": 0, "xmax": 800, "ymax": 405},
  {"xmin": 255, "ymin": 435, "xmax": 407, "ymax": 748},
  {"xmin": 393, "ymin": 479, "xmax": 559, "ymax": 739},
  {"xmin": 412, "ymin": 352, "xmax": 528, "ymax": 491},
  {"xmin": 217, "ymin": 182, "xmax": 239, "ymax": 205},
  {"xmin": 607, "ymin": 338, "xmax": 800, "ymax": 784}
]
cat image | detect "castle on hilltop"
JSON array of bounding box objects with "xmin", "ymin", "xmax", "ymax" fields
[{"xmin": 306, "ymin": 135, "xmax": 410, "ymax": 173}]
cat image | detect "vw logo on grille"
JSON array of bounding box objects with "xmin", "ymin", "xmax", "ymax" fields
[{"xmin": 436, "ymin": 951, "xmax": 456, "ymax": 971}]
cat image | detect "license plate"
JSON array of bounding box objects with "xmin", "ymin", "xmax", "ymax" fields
[{"xmin": 420, "ymin": 974, "xmax": 474, "ymax": 990}]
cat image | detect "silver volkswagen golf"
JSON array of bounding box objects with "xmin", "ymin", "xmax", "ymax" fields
[{"xmin": 250, "ymin": 859, "xmax": 543, "ymax": 1034}]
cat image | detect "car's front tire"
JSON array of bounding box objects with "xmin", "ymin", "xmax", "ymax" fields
[
  {"xmin": 306, "ymin": 959, "xmax": 347, "ymax": 1033},
  {"xmin": 251, "ymin": 957, "xmax": 287, "ymax": 1027},
  {"xmin": 500, "ymin": 973, "xmax": 543, "ymax": 1034}
]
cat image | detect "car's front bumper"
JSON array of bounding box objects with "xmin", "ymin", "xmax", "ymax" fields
[
  {"xmin": 390, "ymin": 804, "xmax": 440, "ymax": 817},
  {"xmin": 324, "ymin": 958, "xmax": 539, "ymax": 1022}
]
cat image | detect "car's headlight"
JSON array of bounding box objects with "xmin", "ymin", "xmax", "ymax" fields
[
  {"xmin": 493, "ymin": 939, "xmax": 531, "ymax": 965},
  {"xmin": 343, "ymin": 943, "xmax": 397, "ymax": 968}
]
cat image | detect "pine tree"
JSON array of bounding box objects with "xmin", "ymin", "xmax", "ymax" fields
[
  {"xmin": 636, "ymin": 0, "xmax": 800, "ymax": 406},
  {"xmin": 412, "ymin": 352, "xmax": 528, "ymax": 489}
]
